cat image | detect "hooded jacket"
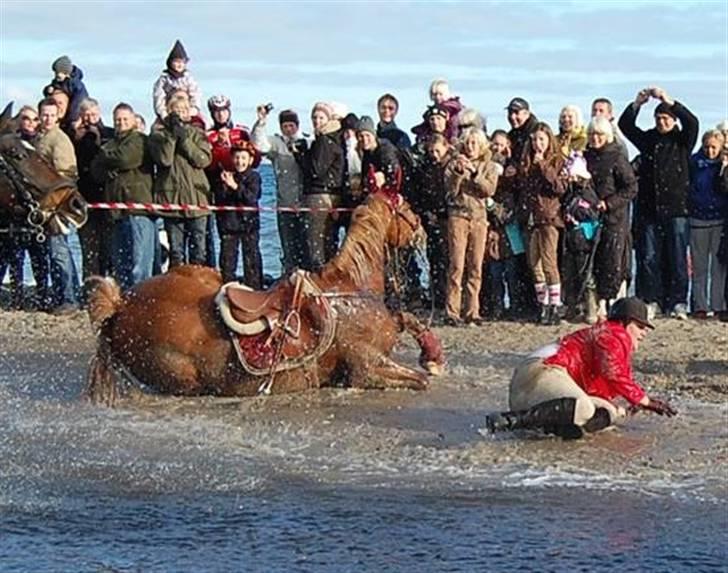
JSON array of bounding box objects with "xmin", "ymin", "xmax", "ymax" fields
[
  {"xmin": 152, "ymin": 70, "xmax": 202, "ymax": 120},
  {"xmin": 543, "ymin": 320, "xmax": 646, "ymax": 405},
  {"xmin": 618, "ymin": 100, "xmax": 699, "ymax": 220},
  {"xmin": 48, "ymin": 66, "xmax": 89, "ymax": 124},
  {"xmin": 515, "ymin": 157, "xmax": 566, "ymax": 228}
]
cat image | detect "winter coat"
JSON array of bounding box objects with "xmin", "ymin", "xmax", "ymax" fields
[
  {"xmin": 360, "ymin": 139, "xmax": 401, "ymax": 198},
  {"xmin": 584, "ymin": 141, "xmax": 638, "ymax": 228},
  {"xmin": 148, "ymin": 122, "xmax": 212, "ymax": 218},
  {"xmin": 543, "ymin": 320, "xmax": 646, "ymax": 405},
  {"xmin": 409, "ymin": 148, "xmax": 458, "ymax": 219},
  {"xmin": 74, "ymin": 122, "xmax": 114, "ymax": 202},
  {"xmin": 48, "ymin": 66, "xmax": 89, "ymax": 124},
  {"xmin": 152, "ymin": 70, "xmax": 202, "ymax": 120},
  {"xmin": 91, "ymin": 130, "xmax": 154, "ymax": 218},
  {"xmin": 444, "ymin": 148, "xmax": 499, "ymax": 222},
  {"xmin": 303, "ymin": 120, "xmax": 344, "ymax": 196},
  {"xmin": 515, "ymin": 157, "xmax": 566, "ymax": 228},
  {"xmin": 214, "ymin": 168, "xmax": 261, "ymax": 234},
  {"xmin": 251, "ymin": 120, "xmax": 308, "ymax": 208},
  {"xmin": 689, "ymin": 150, "xmax": 728, "ymax": 220},
  {"xmin": 487, "ymin": 175, "xmax": 519, "ymax": 260},
  {"xmin": 36, "ymin": 126, "xmax": 78, "ymax": 180},
  {"xmin": 618, "ymin": 100, "xmax": 699, "ymax": 220},
  {"xmin": 377, "ymin": 121, "xmax": 411, "ymax": 151},
  {"xmin": 557, "ymin": 125, "xmax": 588, "ymax": 158}
]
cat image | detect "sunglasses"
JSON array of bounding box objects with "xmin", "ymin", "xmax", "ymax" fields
[{"xmin": 21, "ymin": 116, "xmax": 39, "ymax": 122}]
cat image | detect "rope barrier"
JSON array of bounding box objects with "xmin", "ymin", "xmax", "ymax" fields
[{"xmin": 87, "ymin": 202, "xmax": 356, "ymax": 213}]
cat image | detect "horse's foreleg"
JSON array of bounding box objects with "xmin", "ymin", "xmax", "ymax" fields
[
  {"xmin": 355, "ymin": 353, "xmax": 429, "ymax": 391},
  {"xmin": 398, "ymin": 311, "xmax": 445, "ymax": 376}
]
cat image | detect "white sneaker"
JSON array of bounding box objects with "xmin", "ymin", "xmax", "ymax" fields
[
  {"xmin": 647, "ymin": 302, "xmax": 661, "ymax": 322},
  {"xmin": 672, "ymin": 303, "xmax": 688, "ymax": 321}
]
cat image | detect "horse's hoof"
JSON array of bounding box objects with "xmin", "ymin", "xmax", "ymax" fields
[{"xmin": 423, "ymin": 361, "xmax": 445, "ymax": 377}]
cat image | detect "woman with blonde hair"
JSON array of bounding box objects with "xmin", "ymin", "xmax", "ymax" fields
[
  {"xmin": 443, "ymin": 128, "xmax": 499, "ymax": 325},
  {"xmin": 516, "ymin": 122, "xmax": 566, "ymax": 324},
  {"xmin": 557, "ymin": 104, "xmax": 587, "ymax": 159}
]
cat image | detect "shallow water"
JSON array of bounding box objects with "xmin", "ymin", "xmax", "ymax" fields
[{"xmin": 1, "ymin": 346, "xmax": 726, "ymax": 572}]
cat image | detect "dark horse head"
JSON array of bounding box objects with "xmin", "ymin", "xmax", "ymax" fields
[{"xmin": 0, "ymin": 102, "xmax": 87, "ymax": 240}]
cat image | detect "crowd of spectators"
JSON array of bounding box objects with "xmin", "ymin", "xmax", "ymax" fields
[{"xmin": 1, "ymin": 41, "xmax": 727, "ymax": 324}]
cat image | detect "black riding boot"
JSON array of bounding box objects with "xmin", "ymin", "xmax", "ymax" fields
[{"xmin": 486, "ymin": 398, "xmax": 583, "ymax": 439}]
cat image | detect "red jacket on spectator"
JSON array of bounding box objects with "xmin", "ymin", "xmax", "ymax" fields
[
  {"xmin": 543, "ymin": 321, "xmax": 646, "ymax": 405},
  {"xmin": 206, "ymin": 124, "xmax": 253, "ymax": 174}
]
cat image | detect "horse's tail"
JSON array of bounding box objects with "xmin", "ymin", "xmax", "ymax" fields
[{"xmin": 84, "ymin": 276, "xmax": 122, "ymax": 329}]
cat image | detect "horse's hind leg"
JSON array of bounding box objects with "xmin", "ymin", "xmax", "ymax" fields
[{"xmin": 84, "ymin": 355, "xmax": 119, "ymax": 407}]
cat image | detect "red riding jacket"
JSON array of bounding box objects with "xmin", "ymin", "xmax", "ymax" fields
[{"xmin": 543, "ymin": 321, "xmax": 646, "ymax": 405}]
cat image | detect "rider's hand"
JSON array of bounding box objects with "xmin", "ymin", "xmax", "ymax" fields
[{"xmin": 644, "ymin": 397, "xmax": 678, "ymax": 417}]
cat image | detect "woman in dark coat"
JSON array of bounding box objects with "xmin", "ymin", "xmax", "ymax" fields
[{"xmin": 584, "ymin": 116, "xmax": 638, "ymax": 318}]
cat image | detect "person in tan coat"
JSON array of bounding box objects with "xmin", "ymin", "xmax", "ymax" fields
[{"xmin": 443, "ymin": 128, "xmax": 499, "ymax": 325}]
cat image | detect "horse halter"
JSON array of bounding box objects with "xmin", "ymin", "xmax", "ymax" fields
[{"xmin": 0, "ymin": 136, "xmax": 76, "ymax": 242}]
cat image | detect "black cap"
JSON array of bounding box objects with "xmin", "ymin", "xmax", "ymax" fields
[
  {"xmin": 654, "ymin": 102, "xmax": 676, "ymax": 119},
  {"xmin": 505, "ymin": 97, "xmax": 530, "ymax": 112},
  {"xmin": 608, "ymin": 297, "xmax": 655, "ymax": 329}
]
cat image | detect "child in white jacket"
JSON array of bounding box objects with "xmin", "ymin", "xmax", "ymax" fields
[{"xmin": 152, "ymin": 40, "xmax": 202, "ymax": 121}]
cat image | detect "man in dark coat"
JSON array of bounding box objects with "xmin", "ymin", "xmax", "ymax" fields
[{"xmin": 618, "ymin": 86, "xmax": 699, "ymax": 320}]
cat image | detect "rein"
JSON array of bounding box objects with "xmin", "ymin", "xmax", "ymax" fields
[{"xmin": 0, "ymin": 150, "xmax": 47, "ymax": 242}]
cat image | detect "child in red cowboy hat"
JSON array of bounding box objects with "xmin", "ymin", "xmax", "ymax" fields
[{"xmin": 216, "ymin": 140, "xmax": 263, "ymax": 288}]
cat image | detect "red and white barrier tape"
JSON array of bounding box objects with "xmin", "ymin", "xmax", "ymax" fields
[{"xmin": 87, "ymin": 202, "xmax": 354, "ymax": 213}]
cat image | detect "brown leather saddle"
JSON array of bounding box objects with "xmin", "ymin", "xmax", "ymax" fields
[{"xmin": 216, "ymin": 272, "xmax": 336, "ymax": 376}]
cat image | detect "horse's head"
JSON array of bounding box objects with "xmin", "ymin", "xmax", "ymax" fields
[
  {"xmin": 383, "ymin": 194, "xmax": 426, "ymax": 251},
  {"xmin": 0, "ymin": 102, "xmax": 88, "ymax": 237}
]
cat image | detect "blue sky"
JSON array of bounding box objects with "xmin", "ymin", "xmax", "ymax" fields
[{"xmin": 1, "ymin": 0, "xmax": 726, "ymax": 143}]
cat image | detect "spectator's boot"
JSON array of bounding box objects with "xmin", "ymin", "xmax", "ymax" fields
[
  {"xmin": 548, "ymin": 304, "xmax": 562, "ymax": 325},
  {"xmin": 485, "ymin": 398, "xmax": 583, "ymax": 440},
  {"xmin": 538, "ymin": 305, "xmax": 550, "ymax": 325}
]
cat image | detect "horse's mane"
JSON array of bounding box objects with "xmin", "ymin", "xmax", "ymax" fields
[{"xmin": 321, "ymin": 195, "xmax": 393, "ymax": 288}]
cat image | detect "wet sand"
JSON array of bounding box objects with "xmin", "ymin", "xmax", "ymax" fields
[{"xmin": 1, "ymin": 308, "xmax": 726, "ymax": 499}]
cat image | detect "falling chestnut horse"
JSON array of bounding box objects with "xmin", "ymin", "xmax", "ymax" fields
[{"xmin": 85, "ymin": 192, "xmax": 445, "ymax": 405}]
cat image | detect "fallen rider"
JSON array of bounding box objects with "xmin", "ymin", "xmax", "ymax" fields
[{"xmin": 486, "ymin": 296, "xmax": 677, "ymax": 439}]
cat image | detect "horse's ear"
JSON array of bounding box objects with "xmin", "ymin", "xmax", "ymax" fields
[{"xmin": 0, "ymin": 102, "xmax": 14, "ymax": 133}]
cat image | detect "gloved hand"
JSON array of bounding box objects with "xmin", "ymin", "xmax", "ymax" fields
[
  {"xmin": 644, "ymin": 397, "xmax": 678, "ymax": 417},
  {"xmin": 166, "ymin": 113, "xmax": 186, "ymax": 139}
]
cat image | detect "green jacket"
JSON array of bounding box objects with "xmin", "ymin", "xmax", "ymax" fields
[
  {"xmin": 91, "ymin": 130, "xmax": 154, "ymax": 218},
  {"xmin": 148, "ymin": 123, "xmax": 212, "ymax": 218}
]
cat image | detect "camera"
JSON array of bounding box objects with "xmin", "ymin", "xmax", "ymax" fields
[
  {"xmin": 289, "ymin": 138, "xmax": 308, "ymax": 155},
  {"xmin": 264, "ymin": 102, "xmax": 274, "ymax": 114}
]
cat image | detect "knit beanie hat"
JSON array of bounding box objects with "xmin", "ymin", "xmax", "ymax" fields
[
  {"xmin": 166, "ymin": 40, "xmax": 189, "ymax": 67},
  {"xmin": 654, "ymin": 102, "xmax": 676, "ymax": 119},
  {"xmin": 311, "ymin": 102, "xmax": 333, "ymax": 120},
  {"xmin": 52, "ymin": 55, "xmax": 73, "ymax": 75},
  {"xmin": 355, "ymin": 115, "xmax": 377, "ymax": 136},
  {"xmin": 279, "ymin": 109, "xmax": 299, "ymax": 126}
]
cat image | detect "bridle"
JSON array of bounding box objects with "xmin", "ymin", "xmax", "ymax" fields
[{"xmin": 0, "ymin": 135, "xmax": 77, "ymax": 242}]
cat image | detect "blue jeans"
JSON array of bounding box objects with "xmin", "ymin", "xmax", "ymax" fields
[
  {"xmin": 164, "ymin": 217, "xmax": 208, "ymax": 267},
  {"xmin": 48, "ymin": 233, "xmax": 79, "ymax": 306},
  {"xmin": 635, "ymin": 217, "xmax": 689, "ymax": 311},
  {"xmin": 483, "ymin": 256, "xmax": 519, "ymax": 317},
  {"xmin": 112, "ymin": 216, "xmax": 158, "ymax": 291}
]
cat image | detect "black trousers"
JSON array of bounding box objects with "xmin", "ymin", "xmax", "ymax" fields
[{"xmin": 219, "ymin": 230, "xmax": 263, "ymax": 289}]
